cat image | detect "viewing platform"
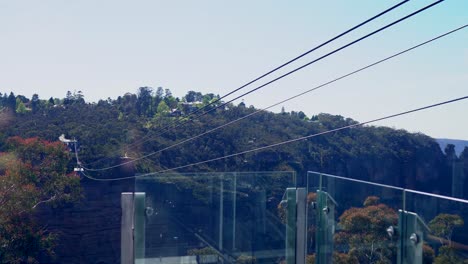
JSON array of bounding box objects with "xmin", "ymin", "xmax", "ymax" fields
[{"xmin": 119, "ymin": 171, "xmax": 468, "ymax": 263}]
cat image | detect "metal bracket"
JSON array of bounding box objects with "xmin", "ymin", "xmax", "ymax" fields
[
  {"xmin": 398, "ymin": 210, "xmax": 430, "ymax": 264},
  {"xmin": 315, "ymin": 190, "xmax": 337, "ymax": 264}
]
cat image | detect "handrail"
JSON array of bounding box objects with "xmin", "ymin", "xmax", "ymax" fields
[
  {"xmin": 307, "ymin": 171, "xmax": 405, "ymax": 191},
  {"xmin": 137, "ymin": 171, "xmax": 295, "ymax": 179},
  {"xmin": 307, "ymin": 170, "xmax": 468, "ymax": 203},
  {"xmin": 404, "ymin": 189, "xmax": 468, "ymax": 204}
]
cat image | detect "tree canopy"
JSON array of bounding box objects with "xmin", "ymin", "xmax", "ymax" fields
[
  {"xmin": 0, "ymin": 137, "xmax": 81, "ymax": 262},
  {"xmin": 0, "ymin": 88, "xmax": 462, "ymax": 196}
]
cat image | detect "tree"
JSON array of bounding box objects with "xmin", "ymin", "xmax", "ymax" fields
[
  {"xmin": 429, "ymin": 213, "xmax": 464, "ymax": 244},
  {"xmin": 0, "ymin": 108, "xmax": 14, "ymax": 130},
  {"xmin": 63, "ymin": 91, "xmax": 73, "ymax": 105},
  {"xmin": 7, "ymin": 92, "xmax": 16, "ymax": 110},
  {"xmin": 119, "ymin": 93, "xmax": 138, "ymax": 115},
  {"xmin": 15, "ymin": 99, "xmax": 27, "ymax": 114},
  {"xmin": 136, "ymin": 86, "xmax": 153, "ymax": 117},
  {"xmin": 16, "ymin": 95, "xmax": 29, "ymax": 104},
  {"xmin": 185, "ymin": 90, "xmax": 202, "ymax": 103},
  {"xmin": 433, "ymin": 245, "xmax": 468, "ymax": 264},
  {"xmin": 155, "ymin": 87, "xmax": 164, "ymax": 98},
  {"xmin": 297, "ymin": 111, "xmax": 307, "ymax": 120},
  {"xmin": 154, "ymin": 87, "xmax": 164, "ymax": 108},
  {"xmin": 48, "ymin": 97, "xmax": 55, "ymax": 106},
  {"xmin": 0, "ymin": 137, "xmax": 81, "ymax": 262},
  {"xmin": 156, "ymin": 100, "xmax": 170, "ymax": 115},
  {"xmin": 164, "ymin": 88, "xmax": 173, "ymax": 98},
  {"xmin": 74, "ymin": 90, "xmax": 85, "ymax": 104},
  {"xmin": 423, "ymin": 245, "xmax": 435, "ymax": 264},
  {"xmin": 202, "ymin": 93, "xmax": 215, "ymax": 105},
  {"xmin": 164, "ymin": 95, "xmax": 178, "ymax": 109},
  {"xmin": 31, "ymin": 94, "xmax": 40, "ymax": 113},
  {"xmin": 334, "ymin": 196, "xmax": 398, "ymax": 264}
]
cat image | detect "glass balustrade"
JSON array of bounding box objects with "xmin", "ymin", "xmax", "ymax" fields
[
  {"xmin": 403, "ymin": 190, "xmax": 468, "ymax": 263},
  {"xmin": 307, "ymin": 171, "xmax": 404, "ymax": 264},
  {"xmin": 306, "ymin": 171, "xmax": 468, "ymax": 264},
  {"xmin": 125, "ymin": 171, "xmax": 468, "ymax": 263},
  {"xmin": 134, "ymin": 171, "xmax": 296, "ymax": 264}
]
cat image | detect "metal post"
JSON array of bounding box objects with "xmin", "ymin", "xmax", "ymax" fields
[
  {"xmin": 122, "ymin": 192, "xmax": 146, "ymax": 264},
  {"xmin": 296, "ymin": 188, "xmax": 306, "ymax": 264},
  {"xmin": 398, "ymin": 210, "xmax": 428, "ymax": 264},
  {"xmin": 121, "ymin": 193, "xmax": 135, "ymax": 264}
]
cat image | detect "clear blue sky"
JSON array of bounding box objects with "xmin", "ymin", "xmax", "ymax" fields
[{"xmin": 0, "ymin": 0, "xmax": 467, "ymax": 139}]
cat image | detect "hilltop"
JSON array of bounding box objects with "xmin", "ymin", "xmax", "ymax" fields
[{"xmin": 1, "ymin": 88, "xmax": 467, "ymax": 194}]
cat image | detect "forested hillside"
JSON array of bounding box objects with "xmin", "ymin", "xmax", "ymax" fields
[
  {"xmin": 1, "ymin": 88, "xmax": 467, "ymax": 195},
  {"xmin": 2, "ymin": 88, "xmax": 468, "ymax": 263}
]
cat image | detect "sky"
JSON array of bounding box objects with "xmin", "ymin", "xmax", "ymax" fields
[{"xmin": 0, "ymin": 0, "xmax": 467, "ymax": 139}]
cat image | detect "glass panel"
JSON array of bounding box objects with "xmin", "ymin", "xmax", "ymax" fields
[
  {"xmin": 135, "ymin": 171, "xmax": 296, "ymax": 263},
  {"xmin": 404, "ymin": 190, "xmax": 468, "ymax": 263},
  {"xmin": 307, "ymin": 171, "xmax": 404, "ymax": 264}
]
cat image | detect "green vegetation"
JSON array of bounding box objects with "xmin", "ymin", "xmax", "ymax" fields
[
  {"xmin": 0, "ymin": 88, "xmax": 462, "ymax": 196},
  {"xmin": 429, "ymin": 214, "xmax": 464, "ymax": 244},
  {"xmin": 334, "ymin": 196, "xmax": 398, "ymax": 264},
  {"xmin": 0, "ymin": 137, "xmax": 81, "ymax": 263},
  {"xmin": 1, "ymin": 88, "xmax": 467, "ymax": 262},
  {"xmin": 330, "ymin": 197, "xmax": 466, "ymax": 264},
  {"xmin": 429, "ymin": 214, "xmax": 467, "ymax": 264}
]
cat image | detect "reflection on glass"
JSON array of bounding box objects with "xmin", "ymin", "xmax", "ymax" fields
[
  {"xmin": 135, "ymin": 171, "xmax": 296, "ymax": 263},
  {"xmin": 404, "ymin": 190, "xmax": 468, "ymax": 264},
  {"xmin": 307, "ymin": 172, "xmax": 404, "ymax": 264},
  {"xmin": 307, "ymin": 171, "xmax": 468, "ymax": 264}
]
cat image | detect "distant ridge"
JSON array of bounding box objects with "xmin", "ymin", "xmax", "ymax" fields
[{"xmin": 437, "ymin": 138, "xmax": 468, "ymax": 156}]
